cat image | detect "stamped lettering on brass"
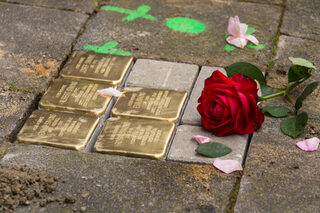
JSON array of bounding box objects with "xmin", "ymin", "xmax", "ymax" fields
[
  {"xmin": 112, "ymin": 87, "xmax": 187, "ymax": 122},
  {"xmin": 60, "ymin": 51, "xmax": 133, "ymax": 85},
  {"xmin": 95, "ymin": 118, "xmax": 175, "ymax": 160},
  {"xmin": 17, "ymin": 110, "xmax": 100, "ymax": 151},
  {"xmin": 39, "ymin": 78, "xmax": 113, "ymax": 116}
]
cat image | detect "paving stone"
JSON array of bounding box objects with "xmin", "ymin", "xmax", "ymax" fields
[
  {"xmin": 1, "ymin": 144, "xmax": 239, "ymax": 213},
  {"xmin": 5, "ymin": 0, "xmax": 95, "ymax": 13},
  {"xmin": 235, "ymin": 0, "xmax": 284, "ymax": 4},
  {"xmin": 234, "ymin": 116, "xmax": 320, "ymax": 212},
  {"xmin": 0, "ymin": 90, "xmax": 36, "ymax": 141},
  {"xmin": 168, "ymin": 125, "xmax": 248, "ymax": 164},
  {"xmin": 75, "ymin": 0, "xmax": 281, "ymax": 68},
  {"xmin": 182, "ymin": 67, "xmax": 226, "ymax": 125},
  {"xmin": 0, "ymin": 3, "xmax": 88, "ymax": 93},
  {"xmin": 281, "ymin": 0, "xmax": 320, "ymax": 41},
  {"xmin": 126, "ymin": 59, "xmax": 199, "ymax": 93},
  {"xmin": 267, "ymin": 36, "xmax": 320, "ymax": 119}
]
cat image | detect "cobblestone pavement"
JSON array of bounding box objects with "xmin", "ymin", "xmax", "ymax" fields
[{"xmin": 0, "ymin": 0, "xmax": 319, "ymax": 212}]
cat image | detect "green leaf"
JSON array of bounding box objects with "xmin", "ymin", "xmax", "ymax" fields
[
  {"xmin": 295, "ymin": 81, "xmax": 320, "ymax": 111},
  {"xmin": 246, "ymin": 27, "xmax": 256, "ymax": 35},
  {"xmin": 225, "ymin": 44, "xmax": 236, "ymax": 51},
  {"xmin": 280, "ymin": 112, "xmax": 308, "ymax": 138},
  {"xmin": 262, "ymin": 106, "xmax": 291, "ymax": 117},
  {"xmin": 225, "ymin": 62, "xmax": 265, "ymax": 83},
  {"xmin": 288, "ymin": 65, "xmax": 311, "ymax": 83},
  {"xmin": 225, "ymin": 33, "xmax": 230, "ymax": 38},
  {"xmin": 196, "ymin": 142, "xmax": 232, "ymax": 158},
  {"xmin": 260, "ymin": 83, "xmax": 274, "ymax": 97},
  {"xmin": 289, "ymin": 57, "xmax": 316, "ymax": 70}
]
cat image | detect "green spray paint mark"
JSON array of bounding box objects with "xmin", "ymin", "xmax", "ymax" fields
[
  {"xmin": 102, "ymin": 5, "xmax": 157, "ymax": 22},
  {"xmin": 246, "ymin": 27, "xmax": 256, "ymax": 35},
  {"xmin": 248, "ymin": 44, "xmax": 265, "ymax": 50},
  {"xmin": 84, "ymin": 41, "xmax": 132, "ymax": 56},
  {"xmin": 225, "ymin": 44, "xmax": 236, "ymax": 51},
  {"xmin": 166, "ymin": 17, "xmax": 205, "ymax": 33},
  {"xmin": 224, "ymin": 27, "xmax": 265, "ymax": 51}
]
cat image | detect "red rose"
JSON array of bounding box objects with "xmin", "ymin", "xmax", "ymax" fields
[{"xmin": 197, "ymin": 70, "xmax": 264, "ymax": 136}]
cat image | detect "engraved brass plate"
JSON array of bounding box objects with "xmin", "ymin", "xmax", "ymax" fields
[
  {"xmin": 95, "ymin": 118, "xmax": 175, "ymax": 160},
  {"xmin": 39, "ymin": 78, "xmax": 113, "ymax": 116},
  {"xmin": 112, "ymin": 87, "xmax": 187, "ymax": 122},
  {"xmin": 60, "ymin": 51, "xmax": 133, "ymax": 85},
  {"xmin": 17, "ymin": 110, "xmax": 100, "ymax": 151}
]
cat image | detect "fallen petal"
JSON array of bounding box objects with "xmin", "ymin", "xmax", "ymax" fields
[
  {"xmin": 239, "ymin": 23, "xmax": 248, "ymax": 36},
  {"xmin": 296, "ymin": 137, "xmax": 319, "ymax": 151},
  {"xmin": 213, "ymin": 159, "xmax": 242, "ymax": 174},
  {"xmin": 97, "ymin": 88, "xmax": 122, "ymax": 97},
  {"xmin": 226, "ymin": 36, "xmax": 247, "ymax": 48},
  {"xmin": 244, "ymin": 34, "xmax": 259, "ymax": 45},
  {"xmin": 227, "ymin": 16, "xmax": 241, "ymax": 36},
  {"xmin": 192, "ymin": 135, "xmax": 212, "ymax": 144}
]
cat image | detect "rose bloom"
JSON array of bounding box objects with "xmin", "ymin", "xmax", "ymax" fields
[{"xmin": 197, "ymin": 71, "xmax": 264, "ymax": 136}]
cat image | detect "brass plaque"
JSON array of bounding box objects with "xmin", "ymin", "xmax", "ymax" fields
[
  {"xmin": 112, "ymin": 87, "xmax": 187, "ymax": 122},
  {"xmin": 60, "ymin": 51, "xmax": 133, "ymax": 85},
  {"xmin": 39, "ymin": 78, "xmax": 113, "ymax": 116},
  {"xmin": 95, "ymin": 118, "xmax": 175, "ymax": 160},
  {"xmin": 17, "ymin": 110, "xmax": 100, "ymax": 151}
]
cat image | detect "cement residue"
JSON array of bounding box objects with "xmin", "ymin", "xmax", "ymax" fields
[{"xmin": 0, "ymin": 165, "xmax": 58, "ymax": 212}]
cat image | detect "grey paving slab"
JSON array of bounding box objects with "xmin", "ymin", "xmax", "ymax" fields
[
  {"xmin": 126, "ymin": 59, "xmax": 199, "ymax": 93},
  {"xmin": 281, "ymin": 0, "xmax": 320, "ymax": 41},
  {"xmin": 168, "ymin": 125, "xmax": 248, "ymax": 165},
  {"xmin": 267, "ymin": 36, "xmax": 320, "ymax": 119},
  {"xmin": 75, "ymin": 0, "xmax": 281, "ymax": 68},
  {"xmin": 182, "ymin": 66, "xmax": 226, "ymax": 125},
  {"xmin": 0, "ymin": 90, "xmax": 36, "ymax": 141},
  {"xmin": 0, "ymin": 3, "xmax": 88, "ymax": 93},
  {"xmin": 234, "ymin": 116, "xmax": 320, "ymax": 212},
  {"xmin": 5, "ymin": 0, "xmax": 95, "ymax": 13},
  {"xmin": 1, "ymin": 144, "xmax": 238, "ymax": 213},
  {"xmin": 235, "ymin": 0, "xmax": 284, "ymax": 4}
]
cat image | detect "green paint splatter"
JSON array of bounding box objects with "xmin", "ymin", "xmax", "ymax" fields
[
  {"xmin": 83, "ymin": 41, "xmax": 132, "ymax": 56},
  {"xmin": 246, "ymin": 27, "xmax": 256, "ymax": 35},
  {"xmin": 248, "ymin": 43, "xmax": 265, "ymax": 50},
  {"xmin": 224, "ymin": 44, "xmax": 236, "ymax": 51},
  {"xmin": 102, "ymin": 5, "xmax": 157, "ymax": 22},
  {"xmin": 166, "ymin": 17, "xmax": 205, "ymax": 33}
]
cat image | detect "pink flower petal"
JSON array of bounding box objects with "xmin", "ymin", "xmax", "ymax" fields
[
  {"xmin": 244, "ymin": 34, "xmax": 259, "ymax": 45},
  {"xmin": 213, "ymin": 159, "xmax": 243, "ymax": 174},
  {"xmin": 192, "ymin": 135, "xmax": 212, "ymax": 144},
  {"xmin": 226, "ymin": 36, "xmax": 248, "ymax": 48},
  {"xmin": 227, "ymin": 16, "xmax": 241, "ymax": 36},
  {"xmin": 97, "ymin": 88, "xmax": 122, "ymax": 97},
  {"xmin": 296, "ymin": 137, "xmax": 319, "ymax": 151},
  {"xmin": 239, "ymin": 23, "xmax": 248, "ymax": 36}
]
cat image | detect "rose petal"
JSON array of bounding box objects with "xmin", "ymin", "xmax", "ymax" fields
[
  {"xmin": 239, "ymin": 23, "xmax": 248, "ymax": 36},
  {"xmin": 244, "ymin": 34, "xmax": 259, "ymax": 45},
  {"xmin": 227, "ymin": 16, "xmax": 241, "ymax": 36},
  {"xmin": 226, "ymin": 36, "xmax": 247, "ymax": 48},
  {"xmin": 97, "ymin": 88, "xmax": 122, "ymax": 97},
  {"xmin": 296, "ymin": 137, "xmax": 319, "ymax": 151},
  {"xmin": 213, "ymin": 159, "xmax": 243, "ymax": 174},
  {"xmin": 192, "ymin": 135, "xmax": 212, "ymax": 144}
]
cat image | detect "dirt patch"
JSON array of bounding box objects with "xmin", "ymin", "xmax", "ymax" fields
[
  {"xmin": 20, "ymin": 58, "xmax": 55, "ymax": 77},
  {"xmin": 0, "ymin": 165, "xmax": 58, "ymax": 212}
]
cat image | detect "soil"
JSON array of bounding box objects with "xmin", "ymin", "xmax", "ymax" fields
[{"xmin": 0, "ymin": 164, "xmax": 58, "ymax": 212}]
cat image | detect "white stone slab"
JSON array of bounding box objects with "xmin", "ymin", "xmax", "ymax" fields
[
  {"xmin": 182, "ymin": 66, "xmax": 226, "ymax": 125},
  {"xmin": 126, "ymin": 59, "xmax": 199, "ymax": 93},
  {"xmin": 167, "ymin": 125, "xmax": 248, "ymax": 165}
]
